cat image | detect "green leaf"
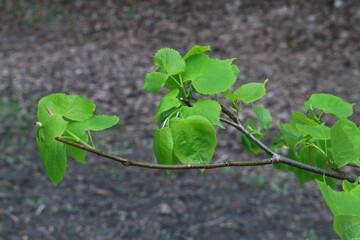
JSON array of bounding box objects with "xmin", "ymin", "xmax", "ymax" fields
[
  {"xmin": 290, "ymin": 112, "xmax": 319, "ymax": 128},
  {"xmin": 222, "ymin": 89, "xmax": 236, "ymax": 101},
  {"xmin": 304, "ymin": 93, "xmax": 354, "ymax": 118},
  {"xmin": 144, "ymin": 71, "xmax": 169, "ymax": 93},
  {"xmin": 252, "ymin": 105, "xmax": 272, "ymax": 130},
  {"xmin": 154, "ymin": 89, "xmax": 182, "ymax": 122},
  {"xmin": 154, "ymin": 48, "xmax": 185, "ymax": 75},
  {"xmin": 165, "ymin": 75, "xmax": 181, "ymax": 90},
  {"xmin": 183, "ymin": 45, "xmax": 211, "ymax": 60},
  {"xmin": 289, "ymin": 145, "xmax": 331, "ymax": 186},
  {"xmin": 182, "ymin": 54, "xmax": 236, "ymax": 95},
  {"xmin": 170, "ymin": 116, "xmax": 216, "ymax": 164},
  {"xmin": 241, "ymin": 134, "xmax": 262, "ymax": 154},
  {"xmin": 38, "ymin": 94, "xmax": 95, "ymax": 123},
  {"xmin": 65, "ymin": 115, "xmax": 119, "ymax": 163},
  {"xmin": 181, "ymin": 99, "xmax": 224, "ymax": 128},
  {"xmin": 36, "ymin": 115, "xmax": 68, "ymax": 184},
  {"xmin": 331, "ymin": 119, "xmax": 360, "ymax": 168},
  {"xmin": 66, "ymin": 139, "xmax": 87, "ymax": 163},
  {"xmin": 318, "ymin": 180, "xmax": 360, "ymax": 216},
  {"xmin": 68, "ymin": 115, "xmax": 119, "ymax": 132},
  {"xmin": 296, "ymin": 124, "xmax": 330, "ymax": 140},
  {"xmin": 333, "ymin": 215, "xmax": 360, "ymax": 240},
  {"xmin": 234, "ymin": 79, "xmax": 268, "ymax": 103},
  {"xmin": 343, "ymin": 180, "xmax": 358, "ymax": 192},
  {"xmin": 318, "ymin": 181, "xmax": 360, "ymax": 240},
  {"xmin": 279, "ymin": 123, "xmax": 305, "ymax": 146},
  {"xmin": 231, "ymin": 64, "xmax": 240, "ymax": 77},
  {"xmin": 153, "ymin": 127, "xmax": 178, "ymax": 174}
]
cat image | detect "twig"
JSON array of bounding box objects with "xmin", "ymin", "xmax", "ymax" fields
[
  {"xmin": 55, "ymin": 137, "xmax": 357, "ymax": 182},
  {"xmin": 56, "ymin": 137, "xmax": 276, "ymax": 169},
  {"xmin": 220, "ymin": 118, "xmax": 276, "ymax": 157}
]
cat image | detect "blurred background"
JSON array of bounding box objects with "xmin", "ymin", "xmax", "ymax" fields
[{"xmin": 0, "ymin": 0, "xmax": 359, "ymax": 239}]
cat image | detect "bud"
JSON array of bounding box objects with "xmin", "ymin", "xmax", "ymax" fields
[{"xmin": 46, "ymin": 106, "xmax": 54, "ymax": 116}]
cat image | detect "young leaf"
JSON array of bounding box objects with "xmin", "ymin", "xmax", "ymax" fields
[
  {"xmin": 154, "ymin": 48, "xmax": 185, "ymax": 75},
  {"xmin": 68, "ymin": 115, "xmax": 120, "ymax": 132},
  {"xmin": 181, "ymin": 99, "xmax": 224, "ymax": 128},
  {"xmin": 296, "ymin": 124, "xmax": 330, "ymax": 140},
  {"xmin": 252, "ymin": 105, "xmax": 272, "ymax": 130},
  {"xmin": 170, "ymin": 116, "xmax": 216, "ymax": 164},
  {"xmin": 290, "ymin": 112, "xmax": 319, "ymax": 128},
  {"xmin": 165, "ymin": 75, "xmax": 181, "ymax": 90},
  {"xmin": 231, "ymin": 64, "xmax": 240, "ymax": 77},
  {"xmin": 154, "ymin": 89, "xmax": 182, "ymax": 122},
  {"xmin": 331, "ymin": 119, "xmax": 360, "ymax": 167},
  {"xmin": 304, "ymin": 93, "xmax": 354, "ymax": 118},
  {"xmin": 279, "ymin": 123, "xmax": 305, "ymax": 146},
  {"xmin": 241, "ymin": 134, "xmax": 262, "ymax": 154},
  {"xmin": 153, "ymin": 127, "xmax": 178, "ymax": 174},
  {"xmin": 182, "ymin": 54, "xmax": 236, "ymax": 95},
  {"xmin": 333, "ymin": 216, "xmax": 360, "ymax": 240},
  {"xmin": 66, "ymin": 139, "xmax": 88, "ymax": 163},
  {"xmin": 38, "ymin": 94, "xmax": 95, "ymax": 123},
  {"xmin": 234, "ymin": 79, "xmax": 268, "ymax": 103},
  {"xmin": 317, "ymin": 180, "xmax": 360, "ymax": 216},
  {"xmin": 222, "ymin": 89, "xmax": 237, "ymax": 101},
  {"xmin": 183, "ymin": 45, "xmax": 211, "ymax": 60},
  {"xmin": 144, "ymin": 71, "xmax": 169, "ymax": 93},
  {"xmin": 318, "ymin": 181, "xmax": 360, "ymax": 240},
  {"xmin": 288, "ymin": 145, "xmax": 332, "ymax": 186},
  {"xmin": 36, "ymin": 115, "xmax": 68, "ymax": 184},
  {"xmin": 64, "ymin": 115, "xmax": 119, "ymax": 163}
]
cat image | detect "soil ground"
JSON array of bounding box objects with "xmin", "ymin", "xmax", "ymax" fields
[{"xmin": 1, "ymin": 0, "xmax": 360, "ymax": 239}]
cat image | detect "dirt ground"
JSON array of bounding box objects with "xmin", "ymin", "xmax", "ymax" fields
[{"xmin": 1, "ymin": 0, "xmax": 360, "ymax": 239}]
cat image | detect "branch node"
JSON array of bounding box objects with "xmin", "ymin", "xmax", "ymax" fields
[
  {"xmin": 272, "ymin": 153, "xmax": 281, "ymax": 163},
  {"xmin": 122, "ymin": 161, "xmax": 131, "ymax": 166}
]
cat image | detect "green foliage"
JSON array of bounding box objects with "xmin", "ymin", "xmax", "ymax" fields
[
  {"xmin": 153, "ymin": 89, "xmax": 182, "ymax": 122},
  {"xmin": 241, "ymin": 105, "xmax": 272, "ymax": 154},
  {"xmin": 318, "ymin": 180, "xmax": 360, "ymax": 240},
  {"xmin": 331, "ymin": 119, "xmax": 360, "ymax": 168},
  {"xmin": 252, "ymin": 104, "xmax": 272, "ymax": 130},
  {"xmin": 234, "ymin": 79, "xmax": 268, "ymax": 103},
  {"xmin": 36, "ymin": 94, "xmax": 119, "ymax": 184},
  {"xmin": 154, "ymin": 48, "xmax": 185, "ymax": 75},
  {"xmin": 170, "ymin": 116, "xmax": 216, "ymax": 164},
  {"xmin": 181, "ymin": 99, "xmax": 224, "ymax": 128},
  {"xmin": 35, "ymin": 45, "xmax": 360, "ymax": 238},
  {"xmin": 183, "ymin": 45, "xmax": 211, "ymax": 60},
  {"xmin": 304, "ymin": 93, "xmax": 354, "ymax": 118},
  {"xmin": 37, "ymin": 93, "xmax": 95, "ymax": 122},
  {"xmin": 153, "ymin": 127, "xmax": 177, "ymax": 175},
  {"xmin": 36, "ymin": 114, "xmax": 68, "ymax": 184},
  {"xmin": 144, "ymin": 71, "xmax": 169, "ymax": 93},
  {"xmin": 275, "ymin": 93, "xmax": 360, "ymax": 184},
  {"xmin": 182, "ymin": 54, "xmax": 236, "ymax": 94}
]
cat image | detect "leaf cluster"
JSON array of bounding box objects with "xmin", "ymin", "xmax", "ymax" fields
[
  {"xmin": 143, "ymin": 46, "xmax": 269, "ymax": 171},
  {"xmin": 36, "ymin": 94, "xmax": 119, "ymax": 184},
  {"xmin": 272, "ymin": 94, "xmax": 359, "ymax": 186}
]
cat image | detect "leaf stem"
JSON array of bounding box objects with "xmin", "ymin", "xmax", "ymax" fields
[{"xmin": 64, "ymin": 129, "xmax": 94, "ymax": 149}]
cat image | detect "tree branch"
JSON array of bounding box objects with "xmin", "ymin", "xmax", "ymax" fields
[
  {"xmin": 54, "ymin": 101, "xmax": 358, "ymax": 183},
  {"xmin": 55, "ymin": 137, "xmax": 357, "ymax": 183},
  {"xmin": 218, "ymin": 104, "xmax": 357, "ymax": 182},
  {"xmin": 55, "ymin": 137, "xmax": 276, "ymax": 169}
]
